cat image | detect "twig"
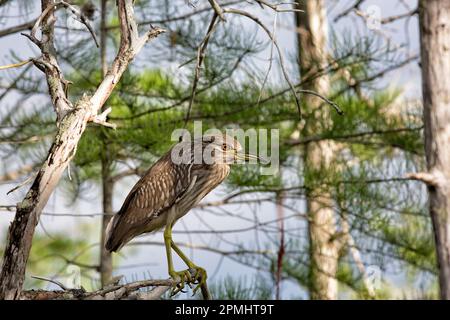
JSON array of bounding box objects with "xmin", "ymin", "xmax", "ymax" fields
[
  {"xmin": 297, "ymin": 89, "xmax": 343, "ymax": 115},
  {"xmin": 89, "ymin": 107, "xmax": 117, "ymax": 129},
  {"xmin": 406, "ymin": 170, "xmax": 445, "ymax": 188},
  {"xmin": 30, "ymin": 1, "xmax": 98, "ymax": 47},
  {"xmin": 208, "ymin": 0, "xmax": 226, "ymax": 21},
  {"xmin": 0, "ymin": 205, "xmax": 16, "ymax": 211},
  {"xmin": 254, "ymin": 0, "xmax": 303, "ymax": 12},
  {"xmin": 184, "ymin": 12, "xmax": 219, "ymax": 127},
  {"xmin": 223, "ymin": 8, "xmax": 302, "ymax": 119},
  {"xmin": 0, "ymin": 20, "xmax": 35, "ymax": 39},
  {"xmin": 334, "ymin": 0, "xmax": 364, "ymax": 22},
  {"xmin": 0, "ymin": 59, "xmax": 33, "ymax": 71},
  {"xmin": 31, "ymin": 275, "xmax": 68, "ymax": 291},
  {"xmin": 380, "ymin": 8, "xmax": 418, "ymax": 24},
  {"xmin": 0, "ymin": 63, "xmax": 33, "ymax": 102},
  {"xmin": 257, "ymin": 11, "xmax": 278, "ymax": 106},
  {"xmin": 6, "ymin": 173, "xmax": 37, "ymax": 195}
]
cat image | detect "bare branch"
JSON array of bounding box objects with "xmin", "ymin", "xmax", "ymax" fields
[
  {"xmin": 0, "ymin": 59, "xmax": 33, "ymax": 71},
  {"xmin": 334, "ymin": 0, "xmax": 364, "ymax": 22},
  {"xmin": 89, "ymin": 107, "xmax": 116, "ymax": 129},
  {"xmin": 31, "ymin": 275, "xmax": 68, "ymax": 291},
  {"xmin": 297, "ymin": 89, "xmax": 343, "ymax": 115},
  {"xmin": 380, "ymin": 8, "xmax": 418, "ymax": 24},
  {"xmin": 254, "ymin": 0, "xmax": 303, "ymax": 12},
  {"xmin": 223, "ymin": 8, "xmax": 302, "ymax": 118},
  {"xmin": 29, "ymin": 1, "xmax": 98, "ymax": 47},
  {"xmin": 21, "ymin": 268, "xmax": 208, "ymax": 300},
  {"xmin": 208, "ymin": 0, "xmax": 226, "ymax": 21},
  {"xmin": 6, "ymin": 173, "xmax": 37, "ymax": 195},
  {"xmin": 406, "ymin": 170, "xmax": 446, "ymax": 187},
  {"xmin": 184, "ymin": 13, "xmax": 219, "ymax": 126},
  {"xmin": 0, "ymin": 20, "xmax": 35, "ymax": 39}
]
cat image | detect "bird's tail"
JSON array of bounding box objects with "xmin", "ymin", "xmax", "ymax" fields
[{"xmin": 105, "ymin": 215, "xmax": 123, "ymax": 252}]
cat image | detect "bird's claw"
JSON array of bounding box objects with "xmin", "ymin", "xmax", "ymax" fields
[
  {"xmin": 191, "ymin": 266, "xmax": 207, "ymax": 296},
  {"xmin": 169, "ymin": 266, "xmax": 207, "ymax": 297},
  {"xmin": 169, "ymin": 269, "xmax": 192, "ymax": 296}
]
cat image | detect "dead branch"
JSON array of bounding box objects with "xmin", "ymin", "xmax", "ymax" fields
[
  {"xmin": 223, "ymin": 7, "xmax": 302, "ymax": 118},
  {"xmin": 297, "ymin": 90, "xmax": 343, "ymax": 115},
  {"xmin": 0, "ymin": 63, "xmax": 34, "ymax": 102},
  {"xmin": 380, "ymin": 8, "xmax": 418, "ymax": 24},
  {"xmin": 334, "ymin": 0, "xmax": 364, "ymax": 22},
  {"xmin": 0, "ymin": 20, "xmax": 35, "ymax": 39},
  {"xmin": 31, "ymin": 275, "xmax": 68, "ymax": 291},
  {"xmin": 208, "ymin": 0, "xmax": 226, "ymax": 21},
  {"xmin": 257, "ymin": 10, "xmax": 278, "ymax": 106},
  {"xmin": 6, "ymin": 173, "xmax": 37, "ymax": 195},
  {"xmin": 22, "ymin": 267, "xmax": 210, "ymax": 300},
  {"xmin": 184, "ymin": 12, "xmax": 219, "ymax": 126},
  {"xmin": 254, "ymin": 0, "xmax": 303, "ymax": 13},
  {"xmin": 20, "ymin": 278, "xmax": 173, "ymax": 300},
  {"xmin": 0, "ymin": 59, "xmax": 33, "ymax": 70},
  {"xmin": 28, "ymin": 1, "xmax": 98, "ymax": 47}
]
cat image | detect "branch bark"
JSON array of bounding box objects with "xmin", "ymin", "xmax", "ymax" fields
[
  {"xmin": 0, "ymin": 0, "xmax": 165, "ymax": 300},
  {"xmin": 19, "ymin": 278, "xmax": 174, "ymax": 300}
]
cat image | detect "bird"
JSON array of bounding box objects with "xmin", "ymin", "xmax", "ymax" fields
[{"xmin": 105, "ymin": 134, "xmax": 262, "ymax": 295}]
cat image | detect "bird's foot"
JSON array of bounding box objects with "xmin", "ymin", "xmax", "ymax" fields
[
  {"xmin": 168, "ymin": 266, "xmax": 207, "ymax": 296},
  {"xmin": 189, "ymin": 265, "xmax": 207, "ymax": 296},
  {"xmin": 169, "ymin": 269, "xmax": 193, "ymax": 296}
]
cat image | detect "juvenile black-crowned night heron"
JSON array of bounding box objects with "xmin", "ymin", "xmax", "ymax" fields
[{"xmin": 105, "ymin": 134, "xmax": 261, "ymax": 294}]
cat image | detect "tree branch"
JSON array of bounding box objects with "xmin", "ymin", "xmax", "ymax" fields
[{"xmin": 20, "ymin": 278, "xmax": 174, "ymax": 300}]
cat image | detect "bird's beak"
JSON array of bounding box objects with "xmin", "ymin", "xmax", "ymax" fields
[{"xmin": 234, "ymin": 151, "xmax": 269, "ymax": 164}]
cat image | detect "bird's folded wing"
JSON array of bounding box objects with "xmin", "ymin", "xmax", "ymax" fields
[{"xmin": 113, "ymin": 157, "xmax": 193, "ymax": 229}]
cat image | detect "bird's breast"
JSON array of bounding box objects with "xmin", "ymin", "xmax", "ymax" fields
[{"xmin": 174, "ymin": 163, "xmax": 230, "ymax": 219}]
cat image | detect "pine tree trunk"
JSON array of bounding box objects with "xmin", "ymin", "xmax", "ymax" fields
[
  {"xmin": 295, "ymin": 0, "xmax": 340, "ymax": 300},
  {"xmin": 100, "ymin": 160, "xmax": 113, "ymax": 287},
  {"xmin": 419, "ymin": 0, "xmax": 450, "ymax": 300},
  {"xmin": 98, "ymin": 0, "xmax": 113, "ymax": 288}
]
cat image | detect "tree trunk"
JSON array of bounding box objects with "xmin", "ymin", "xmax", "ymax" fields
[
  {"xmin": 98, "ymin": 0, "xmax": 113, "ymax": 288},
  {"xmin": 295, "ymin": 0, "xmax": 340, "ymax": 300},
  {"xmin": 419, "ymin": 0, "xmax": 450, "ymax": 300},
  {"xmin": 100, "ymin": 159, "xmax": 114, "ymax": 287},
  {"xmin": 0, "ymin": 107, "xmax": 92, "ymax": 299}
]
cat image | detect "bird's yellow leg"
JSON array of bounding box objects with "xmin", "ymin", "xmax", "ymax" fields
[
  {"xmin": 170, "ymin": 240, "xmax": 207, "ymax": 295},
  {"xmin": 163, "ymin": 223, "xmax": 192, "ymax": 295}
]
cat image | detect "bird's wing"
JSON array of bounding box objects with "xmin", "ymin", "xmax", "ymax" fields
[{"xmin": 112, "ymin": 152, "xmax": 194, "ymax": 233}]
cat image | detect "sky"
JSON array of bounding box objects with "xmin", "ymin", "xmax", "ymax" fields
[{"xmin": 0, "ymin": 0, "xmax": 422, "ymax": 299}]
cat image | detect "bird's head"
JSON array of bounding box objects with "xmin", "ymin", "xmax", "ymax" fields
[{"xmin": 196, "ymin": 134, "xmax": 265, "ymax": 165}]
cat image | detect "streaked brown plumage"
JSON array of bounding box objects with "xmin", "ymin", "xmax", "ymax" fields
[
  {"xmin": 105, "ymin": 134, "xmax": 236, "ymax": 251},
  {"xmin": 104, "ymin": 134, "xmax": 257, "ymax": 294}
]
